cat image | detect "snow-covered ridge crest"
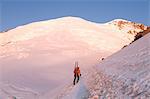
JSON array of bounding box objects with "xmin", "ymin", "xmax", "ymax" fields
[
  {"xmin": 0, "ymin": 16, "xmax": 100, "ymax": 44},
  {"xmin": 107, "ymin": 18, "xmax": 147, "ymax": 34},
  {"xmin": 0, "ymin": 16, "xmax": 147, "ymax": 43},
  {"xmin": 0, "ymin": 16, "xmax": 148, "ymax": 60},
  {"xmin": 0, "ymin": 16, "xmax": 149, "ymax": 99}
]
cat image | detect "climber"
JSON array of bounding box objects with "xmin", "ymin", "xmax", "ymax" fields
[{"xmin": 73, "ymin": 61, "xmax": 81, "ymax": 85}]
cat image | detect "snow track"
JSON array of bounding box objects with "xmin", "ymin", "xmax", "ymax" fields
[
  {"xmin": 0, "ymin": 17, "xmax": 148, "ymax": 99},
  {"xmin": 0, "ymin": 83, "xmax": 38, "ymax": 99},
  {"xmin": 55, "ymin": 33, "xmax": 150, "ymax": 99}
]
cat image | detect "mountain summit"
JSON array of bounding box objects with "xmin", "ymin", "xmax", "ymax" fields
[
  {"xmin": 108, "ymin": 18, "xmax": 147, "ymax": 35},
  {"xmin": 0, "ymin": 17, "xmax": 147, "ymax": 44},
  {"xmin": 0, "ymin": 17, "xmax": 149, "ymax": 99}
]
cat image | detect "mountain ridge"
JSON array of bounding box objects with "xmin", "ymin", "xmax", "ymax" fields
[
  {"xmin": 0, "ymin": 16, "xmax": 149, "ymax": 99},
  {"xmin": 0, "ymin": 17, "xmax": 148, "ymax": 44},
  {"xmin": 0, "ymin": 16, "xmax": 147, "ymax": 33}
]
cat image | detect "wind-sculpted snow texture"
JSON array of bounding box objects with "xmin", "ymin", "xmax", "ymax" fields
[
  {"xmin": 93, "ymin": 34, "xmax": 150, "ymax": 99},
  {"xmin": 56, "ymin": 33, "xmax": 150, "ymax": 99},
  {"xmin": 0, "ymin": 17, "xmax": 148, "ymax": 99}
]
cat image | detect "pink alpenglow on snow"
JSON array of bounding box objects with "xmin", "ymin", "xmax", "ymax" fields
[{"xmin": 0, "ymin": 17, "xmax": 149, "ymax": 99}]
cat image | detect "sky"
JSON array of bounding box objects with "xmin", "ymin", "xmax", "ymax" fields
[{"xmin": 0, "ymin": 0, "xmax": 149, "ymax": 32}]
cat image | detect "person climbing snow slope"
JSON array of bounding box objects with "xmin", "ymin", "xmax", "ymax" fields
[{"xmin": 73, "ymin": 62, "xmax": 81, "ymax": 85}]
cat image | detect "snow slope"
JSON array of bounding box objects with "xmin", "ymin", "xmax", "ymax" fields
[
  {"xmin": 63, "ymin": 33, "xmax": 150, "ymax": 99},
  {"xmin": 0, "ymin": 16, "xmax": 147, "ymax": 99},
  {"xmin": 93, "ymin": 32, "xmax": 150, "ymax": 98}
]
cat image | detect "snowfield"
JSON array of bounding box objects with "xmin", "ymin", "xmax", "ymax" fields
[
  {"xmin": 0, "ymin": 16, "xmax": 149, "ymax": 99},
  {"xmin": 57, "ymin": 33, "xmax": 150, "ymax": 99},
  {"xmin": 86, "ymin": 33, "xmax": 150, "ymax": 99}
]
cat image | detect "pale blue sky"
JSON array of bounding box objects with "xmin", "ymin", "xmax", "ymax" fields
[{"xmin": 0, "ymin": 0, "xmax": 149, "ymax": 32}]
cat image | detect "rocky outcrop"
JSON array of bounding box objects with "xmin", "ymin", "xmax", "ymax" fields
[{"xmin": 133, "ymin": 26, "xmax": 150, "ymax": 42}]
